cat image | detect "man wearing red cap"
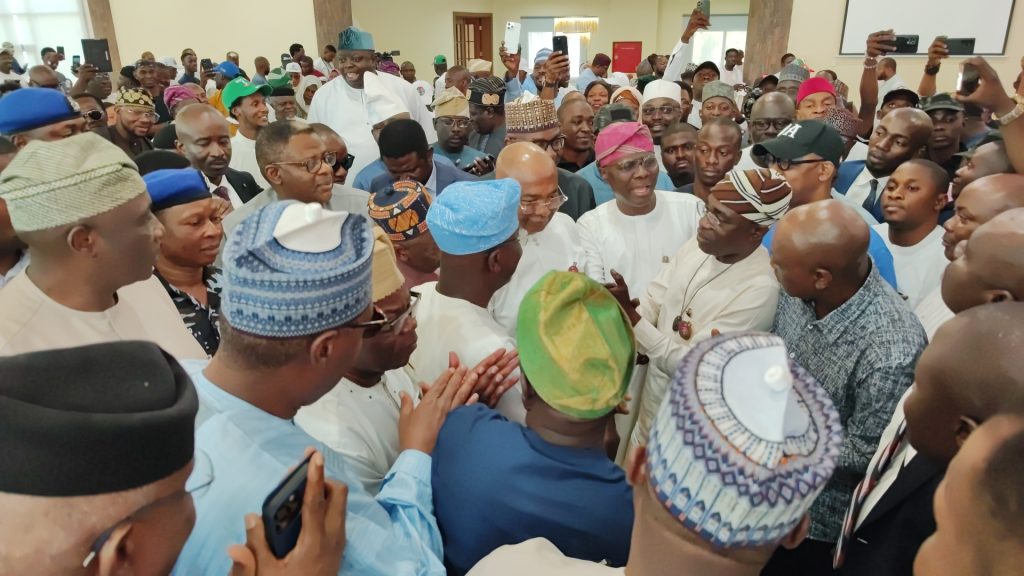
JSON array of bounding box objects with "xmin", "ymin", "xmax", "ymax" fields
[{"xmin": 796, "ymin": 77, "xmax": 838, "ymax": 121}]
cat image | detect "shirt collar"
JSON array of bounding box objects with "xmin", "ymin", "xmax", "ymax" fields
[
  {"xmin": 854, "ymin": 165, "xmax": 889, "ymax": 187},
  {"xmin": 805, "ymin": 264, "xmax": 885, "ymax": 343}
]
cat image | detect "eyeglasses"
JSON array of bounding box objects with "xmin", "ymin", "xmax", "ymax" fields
[
  {"xmin": 750, "ymin": 118, "xmax": 792, "ymax": 131},
  {"xmin": 531, "ymin": 135, "xmax": 566, "ymax": 152},
  {"xmin": 118, "ymin": 106, "xmax": 159, "ymax": 121},
  {"xmin": 437, "ymin": 117, "xmax": 472, "ymax": 129},
  {"xmin": 520, "ymin": 188, "xmax": 568, "ymax": 214},
  {"xmin": 381, "ymin": 291, "xmax": 420, "ymax": 334},
  {"xmin": 641, "ymin": 104, "xmax": 681, "ymax": 117},
  {"xmin": 766, "ymin": 155, "xmax": 829, "ymax": 171},
  {"xmin": 349, "ymin": 305, "xmax": 390, "ymax": 338},
  {"xmin": 271, "ymin": 151, "xmax": 337, "ymax": 174},
  {"xmin": 611, "ymin": 154, "xmax": 659, "ymax": 173},
  {"xmin": 82, "ymin": 109, "xmax": 105, "ymax": 122},
  {"xmin": 328, "ymin": 153, "xmax": 355, "ymax": 171}
]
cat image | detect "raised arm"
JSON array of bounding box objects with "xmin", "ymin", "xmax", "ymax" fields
[
  {"xmin": 858, "ymin": 31, "xmax": 896, "ymax": 140},
  {"xmin": 918, "ymin": 36, "xmax": 950, "ymax": 98},
  {"xmin": 956, "ymin": 56, "xmax": 1024, "ymax": 174}
]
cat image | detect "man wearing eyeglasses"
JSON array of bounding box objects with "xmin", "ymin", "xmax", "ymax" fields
[
  {"xmin": 224, "ymin": 78, "xmax": 273, "ymax": 191},
  {"xmin": 0, "ymin": 87, "xmax": 87, "ymax": 149},
  {"xmin": 93, "ymin": 87, "xmax": 156, "ymax": 158},
  {"xmin": 312, "ymin": 123, "xmax": 370, "ymax": 216},
  {"xmin": 431, "ymin": 87, "xmax": 492, "ymax": 175},
  {"xmin": 736, "ymin": 92, "xmax": 795, "ymax": 170},
  {"xmin": 489, "ymin": 142, "xmax": 586, "ymax": 334},
  {"xmin": 640, "ymin": 80, "xmax": 683, "ymax": 169}
]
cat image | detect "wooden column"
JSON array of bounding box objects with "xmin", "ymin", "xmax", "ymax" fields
[
  {"xmin": 84, "ymin": 0, "xmax": 121, "ymax": 73},
  {"xmin": 744, "ymin": 0, "xmax": 793, "ymax": 84},
  {"xmin": 313, "ymin": 0, "xmax": 353, "ymax": 52}
]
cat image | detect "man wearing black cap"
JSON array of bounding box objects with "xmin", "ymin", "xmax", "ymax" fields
[
  {"xmin": 920, "ymin": 93, "xmax": 967, "ymax": 181},
  {"xmin": 468, "ymin": 76, "xmax": 507, "ymax": 157},
  {"xmin": 268, "ymin": 85, "xmax": 299, "ymax": 121},
  {"xmin": 754, "ymin": 119, "xmax": 899, "ymax": 289},
  {"xmin": 688, "ymin": 61, "xmax": 721, "ymax": 125}
]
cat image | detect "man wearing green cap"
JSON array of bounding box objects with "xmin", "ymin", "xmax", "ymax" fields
[
  {"xmin": 223, "ymin": 77, "xmax": 272, "ymax": 190},
  {"xmin": 432, "ymin": 271, "xmax": 635, "ymax": 576},
  {"xmin": 433, "ymin": 55, "xmax": 448, "ymax": 98},
  {"xmin": 920, "ymin": 93, "xmax": 967, "ymax": 181}
]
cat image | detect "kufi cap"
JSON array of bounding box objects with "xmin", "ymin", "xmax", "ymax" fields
[
  {"xmin": 534, "ymin": 48, "xmax": 552, "ymax": 66},
  {"xmin": 222, "ymin": 201, "xmax": 373, "ymax": 338},
  {"xmin": 134, "ymin": 149, "xmax": 191, "ymax": 175},
  {"xmin": 270, "ymin": 84, "xmax": 296, "ymax": 98},
  {"xmin": 753, "ymin": 120, "xmax": 844, "ymax": 168},
  {"xmin": 338, "ymin": 26, "xmax": 375, "ymax": 51},
  {"xmin": 115, "ymin": 87, "xmax": 155, "ymax": 110},
  {"xmin": 0, "ymin": 133, "xmax": 145, "ymax": 233},
  {"xmin": 694, "ymin": 61, "xmax": 720, "ymax": 77},
  {"xmin": 606, "ymin": 71, "xmax": 630, "ymax": 88},
  {"xmin": 647, "ymin": 333, "xmax": 843, "ymax": 548},
  {"xmin": 364, "ymin": 71, "xmax": 408, "ymax": 125},
  {"xmin": 778, "ymin": 64, "xmax": 810, "ymax": 84},
  {"xmin": 222, "ymin": 77, "xmax": 271, "ymax": 110},
  {"xmin": 284, "ymin": 62, "xmax": 302, "ymax": 75},
  {"xmin": 823, "ymin": 106, "xmax": 859, "ymax": 140},
  {"xmin": 469, "ymin": 76, "xmax": 506, "ymax": 107},
  {"xmin": 701, "ymin": 80, "xmax": 736, "ymax": 104},
  {"xmin": 920, "ymin": 92, "xmax": 965, "ymax": 113},
  {"xmin": 882, "ymin": 88, "xmax": 920, "ymax": 108},
  {"xmin": 467, "ymin": 59, "xmax": 492, "ymax": 73},
  {"xmin": 595, "ymin": 102, "xmax": 637, "ymax": 132},
  {"xmin": 505, "ymin": 93, "xmax": 558, "ymax": 134},
  {"xmin": 433, "ymin": 87, "xmax": 470, "ymax": 118},
  {"xmin": 370, "ymin": 227, "xmax": 405, "ymax": 302},
  {"xmin": 0, "ymin": 88, "xmax": 82, "ymax": 135},
  {"xmin": 367, "ymin": 180, "xmax": 432, "ymax": 242},
  {"xmin": 642, "ymin": 79, "xmax": 681, "ymax": 103},
  {"xmin": 434, "ymin": 55, "xmax": 447, "ymax": 65},
  {"xmin": 0, "ymin": 41, "xmax": 13, "ymax": 55},
  {"xmin": 710, "ymin": 168, "xmax": 792, "ymax": 226},
  {"xmin": 517, "ymin": 271, "xmax": 635, "ymax": 420},
  {"xmin": 611, "ymin": 86, "xmax": 642, "ymax": 110},
  {"xmin": 212, "ymin": 61, "xmax": 240, "ymax": 79},
  {"xmin": 595, "ymin": 121, "xmax": 654, "ymax": 168},
  {"xmin": 163, "ymin": 84, "xmax": 198, "ymax": 110},
  {"xmin": 796, "ymin": 77, "xmax": 836, "ymax": 105},
  {"xmin": 144, "ymin": 168, "xmax": 211, "ymax": 212},
  {"xmin": 426, "ymin": 178, "xmax": 521, "ymax": 255},
  {"xmin": 158, "ymin": 56, "xmax": 177, "ymax": 67},
  {"xmin": 0, "ymin": 341, "xmax": 198, "ymax": 497}
]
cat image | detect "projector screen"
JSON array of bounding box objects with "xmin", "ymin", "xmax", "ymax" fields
[{"xmin": 839, "ymin": 0, "xmax": 1016, "ymax": 55}]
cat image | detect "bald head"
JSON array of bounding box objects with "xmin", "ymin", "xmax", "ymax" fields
[
  {"xmin": 175, "ymin": 104, "xmax": 228, "ymax": 140},
  {"xmin": 27, "ymin": 65, "xmax": 60, "ymax": 89},
  {"xmin": 867, "ymin": 107, "xmax": 933, "ymax": 175},
  {"xmin": 942, "ymin": 208, "xmax": 1024, "ymax": 313},
  {"xmin": 752, "ymin": 91, "xmax": 796, "ymax": 118},
  {"xmin": 496, "ymin": 142, "xmax": 559, "ymax": 234}
]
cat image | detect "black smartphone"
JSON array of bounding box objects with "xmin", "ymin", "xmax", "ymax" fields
[
  {"xmin": 200, "ymin": 58, "xmax": 213, "ymax": 70},
  {"xmin": 552, "ymin": 35, "xmax": 569, "ymax": 57},
  {"xmin": 72, "ymin": 55, "xmax": 80, "ymax": 67},
  {"xmin": 893, "ymin": 35, "xmax": 919, "ymax": 54},
  {"xmin": 81, "ymin": 39, "xmax": 113, "ymax": 73},
  {"xmin": 958, "ymin": 62, "xmax": 980, "ymax": 97},
  {"xmin": 944, "ymin": 37, "xmax": 976, "ymax": 56},
  {"xmin": 261, "ymin": 454, "xmax": 312, "ymax": 559},
  {"xmin": 57, "ymin": 45, "xmax": 65, "ymax": 56}
]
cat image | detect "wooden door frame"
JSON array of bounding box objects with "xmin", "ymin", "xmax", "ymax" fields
[{"xmin": 452, "ymin": 12, "xmax": 493, "ymax": 65}]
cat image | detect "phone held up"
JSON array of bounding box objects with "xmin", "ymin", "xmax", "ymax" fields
[
  {"xmin": 942, "ymin": 37, "xmax": 976, "ymax": 56},
  {"xmin": 892, "ymin": 35, "xmax": 919, "ymax": 54},
  {"xmin": 958, "ymin": 62, "xmax": 980, "ymax": 97},
  {"xmin": 261, "ymin": 453, "xmax": 313, "ymax": 559},
  {"xmin": 201, "ymin": 58, "xmax": 213, "ymax": 71},
  {"xmin": 552, "ymin": 35, "xmax": 569, "ymax": 58},
  {"xmin": 697, "ymin": 0, "xmax": 711, "ymax": 18},
  {"xmin": 504, "ymin": 21, "xmax": 522, "ymax": 55}
]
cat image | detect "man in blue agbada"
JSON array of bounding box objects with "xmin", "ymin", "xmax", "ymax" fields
[{"xmin": 173, "ymin": 199, "xmax": 505, "ymax": 576}]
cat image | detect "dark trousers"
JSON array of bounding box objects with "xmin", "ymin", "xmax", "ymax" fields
[{"xmin": 761, "ymin": 538, "xmax": 836, "ymax": 576}]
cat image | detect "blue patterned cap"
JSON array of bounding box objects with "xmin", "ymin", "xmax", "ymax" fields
[
  {"xmin": 426, "ymin": 178, "xmax": 521, "ymax": 255},
  {"xmin": 338, "ymin": 26, "xmax": 374, "ymax": 51},
  {"xmin": 144, "ymin": 168, "xmax": 210, "ymax": 212},
  {"xmin": 647, "ymin": 332, "xmax": 843, "ymax": 549},
  {"xmin": 0, "ymin": 88, "xmax": 82, "ymax": 135},
  {"xmin": 221, "ymin": 200, "xmax": 373, "ymax": 338}
]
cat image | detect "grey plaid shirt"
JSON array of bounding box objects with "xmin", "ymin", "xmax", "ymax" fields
[{"xmin": 772, "ymin": 266, "xmax": 926, "ymax": 542}]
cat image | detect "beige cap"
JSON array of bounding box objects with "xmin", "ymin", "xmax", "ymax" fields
[
  {"xmin": 371, "ymin": 227, "xmax": 405, "ymax": 301},
  {"xmin": 433, "ymin": 87, "xmax": 470, "ymax": 118}
]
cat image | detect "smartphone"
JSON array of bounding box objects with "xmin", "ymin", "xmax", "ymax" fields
[
  {"xmin": 261, "ymin": 454, "xmax": 313, "ymax": 559},
  {"xmin": 200, "ymin": 58, "xmax": 213, "ymax": 70},
  {"xmin": 552, "ymin": 35, "xmax": 569, "ymax": 57},
  {"xmin": 943, "ymin": 37, "xmax": 976, "ymax": 56},
  {"xmin": 697, "ymin": 0, "xmax": 711, "ymax": 17},
  {"xmin": 893, "ymin": 35, "xmax": 919, "ymax": 54},
  {"xmin": 72, "ymin": 55, "xmax": 80, "ymax": 67},
  {"xmin": 504, "ymin": 22, "xmax": 522, "ymax": 52},
  {"xmin": 958, "ymin": 62, "xmax": 980, "ymax": 97},
  {"xmin": 81, "ymin": 39, "xmax": 113, "ymax": 73},
  {"xmin": 57, "ymin": 45, "xmax": 65, "ymax": 56},
  {"xmin": 281, "ymin": 53, "xmax": 292, "ymax": 67}
]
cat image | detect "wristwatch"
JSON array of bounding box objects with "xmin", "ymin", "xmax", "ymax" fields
[
  {"xmin": 924, "ymin": 64, "xmax": 941, "ymax": 76},
  {"xmin": 992, "ymin": 94, "xmax": 1024, "ymax": 127}
]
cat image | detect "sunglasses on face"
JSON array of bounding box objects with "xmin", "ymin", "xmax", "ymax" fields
[
  {"xmin": 328, "ymin": 153, "xmax": 355, "ymax": 171},
  {"xmin": 83, "ymin": 109, "xmax": 104, "ymax": 122}
]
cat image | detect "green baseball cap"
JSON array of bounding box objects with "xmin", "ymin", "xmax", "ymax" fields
[
  {"xmin": 433, "ymin": 55, "xmax": 447, "ymax": 65},
  {"xmin": 919, "ymin": 92, "xmax": 965, "ymax": 113},
  {"xmin": 752, "ymin": 120, "xmax": 845, "ymax": 167},
  {"xmin": 222, "ymin": 78, "xmax": 272, "ymax": 110}
]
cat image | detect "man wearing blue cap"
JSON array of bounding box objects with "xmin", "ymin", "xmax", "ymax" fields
[
  {"xmin": 208, "ymin": 60, "xmax": 241, "ymax": 119},
  {"xmin": 175, "ymin": 199, "xmax": 507, "ymax": 576},
  {"xmin": 411, "ymin": 178, "xmax": 527, "ymax": 422},
  {"xmin": 0, "ymin": 87, "xmax": 86, "ymax": 149},
  {"xmin": 145, "ymin": 168, "xmax": 226, "ymax": 356}
]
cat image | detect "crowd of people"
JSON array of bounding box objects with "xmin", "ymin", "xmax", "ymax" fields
[{"xmin": 2, "ymin": 7, "xmax": 1024, "ymax": 575}]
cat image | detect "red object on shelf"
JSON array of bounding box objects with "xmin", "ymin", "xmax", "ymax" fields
[{"xmin": 612, "ymin": 41, "xmax": 643, "ymax": 73}]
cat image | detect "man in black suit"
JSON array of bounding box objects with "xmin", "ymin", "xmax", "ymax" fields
[
  {"xmin": 174, "ymin": 103, "xmax": 262, "ymax": 206},
  {"xmin": 368, "ymin": 119, "xmax": 477, "ymax": 197},
  {"xmin": 834, "ymin": 206, "xmax": 1024, "ymax": 576}
]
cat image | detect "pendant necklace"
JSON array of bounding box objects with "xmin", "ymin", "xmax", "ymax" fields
[{"xmin": 671, "ymin": 255, "xmax": 735, "ymax": 340}]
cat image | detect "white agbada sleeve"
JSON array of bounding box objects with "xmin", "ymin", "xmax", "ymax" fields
[
  {"xmin": 663, "ymin": 39, "xmax": 695, "ymax": 83},
  {"xmin": 577, "ymin": 211, "xmax": 610, "ymax": 285}
]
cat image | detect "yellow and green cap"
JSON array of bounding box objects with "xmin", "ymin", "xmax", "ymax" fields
[{"xmin": 517, "ymin": 271, "xmax": 636, "ymax": 420}]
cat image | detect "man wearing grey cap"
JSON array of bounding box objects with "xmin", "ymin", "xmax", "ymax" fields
[{"xmin": 777, "ymin": 64, "xmax": 810, "ymax": 102}]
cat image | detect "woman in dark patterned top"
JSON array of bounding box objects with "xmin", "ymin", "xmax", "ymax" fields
[{"xmin": 143, "ymin": 168, "xmax": 228, "ymax": 356}]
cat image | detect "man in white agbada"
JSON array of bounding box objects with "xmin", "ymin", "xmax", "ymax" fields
[
  {"xmin": 308, "ymin": 26, "xmax": 435, "ymax": 182},
  {"xmin": 606, "ymin": 168, "xmax": 790, "ymax": 449},
  {"xmin": 224, "ymin": 77, "xmax": 272, "ymax": 191},
  {"xmin": 0, "ymin": 133, "xmax": 205, "ymax": 360},
  {"xmin": 488, "ymin": 142, "xmax": 587, "ymax": 334},
  {"xmin": 410, "ymin": 178, "xmax": 526, "ymax": 423}
]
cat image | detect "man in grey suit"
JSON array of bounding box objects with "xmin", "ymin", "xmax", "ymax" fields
[
  {"xmin": 467, "ymin": 76, "xmax": 507, "ymax": 158},
  {"xmin": 368, "ymin": 118, "xmax": 477, "ymax": 197}
]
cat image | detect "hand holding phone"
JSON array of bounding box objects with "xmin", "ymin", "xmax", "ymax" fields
[
  {"xmin": 958, "ymin": 62, "xmax": 980, "ymax": 97},
  {"xmin": 200, "ymin": 58, "xmax": 213, "ymax": 71},
  {"xmin": 697, "ymin": 0, "xmax": 711, "ymax": 17},
  {"xmin": 552, "ymin": 35, "xmax": 569, "ymax": 58},
  {"xmin": 503, "ymin": 22, "xmax": 522, "ymax": 54},
  {"xmin": 893, "ymin": 35, "xmax": 920, "ymax": 54}
]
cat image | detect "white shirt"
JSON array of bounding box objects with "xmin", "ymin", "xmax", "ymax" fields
[
  {"xmin": 314, "ymin": 57, "xmax": 334, "ymax": 77},
  {"xmin": 206, "ymin": 173, "xmax": 244, "ymax": 209},
  {"xmin": 577, "ymin": 190, "xmax": 703, "ymax": 296},
  {"xmin": 489, "ymin": 213, "xmax": 586, "ymax": 334},
  {"xmin": 845, "ymin": 166, "xmax": 889, "ymax": 209},
  {"xmin": 411, "ymin": 79, "xmax": 434, "ymax": 108},
  {"xmin": 0, "ymin": 252, "xmax": 28, "ymax": 290},
  {"xmin": 308, "ymin": 77, "xmax": 385, "ymax": 182},
  {"xmin": 914, "ymin": 286, "xmax": 954, "ymax": 341},
  {"xmin": 664, "ymin": 39, "xmax": 695, "ymax": 84},
  {"xmin": 874, "ymin": 224, "xmax": 948, "ymax": 309},
  {"xmin": 0, "ymin": 70, "xmax": 26, "ymax": 86},
  {"xmin": 855, "ymin": 388, "xmax": 916, "ymax": 531},
  {"xmin": 410, "ymin": 281, "xmax": 524, "ymax": 423},
  {"xmin": 847, "ymin": 140, "xmax": 869, "ymax": 162},
  {"xmin": 0, "ymin": 273, "xmax": 205, "ymax": 360},
  {"xmin": 228, "ymin": 132, "xmax": 270, "ymax": 191},
  {"xmin": 434, "ymin": 72, "xmax": 447, "ymax": 99},
  {"xmin": 687, "ymin": 104, "xmax": 703, "ymax": 129},
  {"xmin": 735, "ymin": 145, "xmax": 760, "ymax": 171},
  {"xmin": 630, "ymin": 238, "xmax": 780, "ymax": 448},
  {"xmin": 468, "ymin": 538, "xmax": 624, "ymax": 576},
  {"xmin": 720, "ymin": 65, "xmax": 744, "ymax": 87},
  {"xmin": 295, "ymin": 368, "xmax": 420, "ymax": 495},
  {"xmin": 877, "ymin": 74, "xmax": 907, "ymax": 111},
  {"xmin": 378, "ymin": 72, "xmax": 437, "ymax": 143}
]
